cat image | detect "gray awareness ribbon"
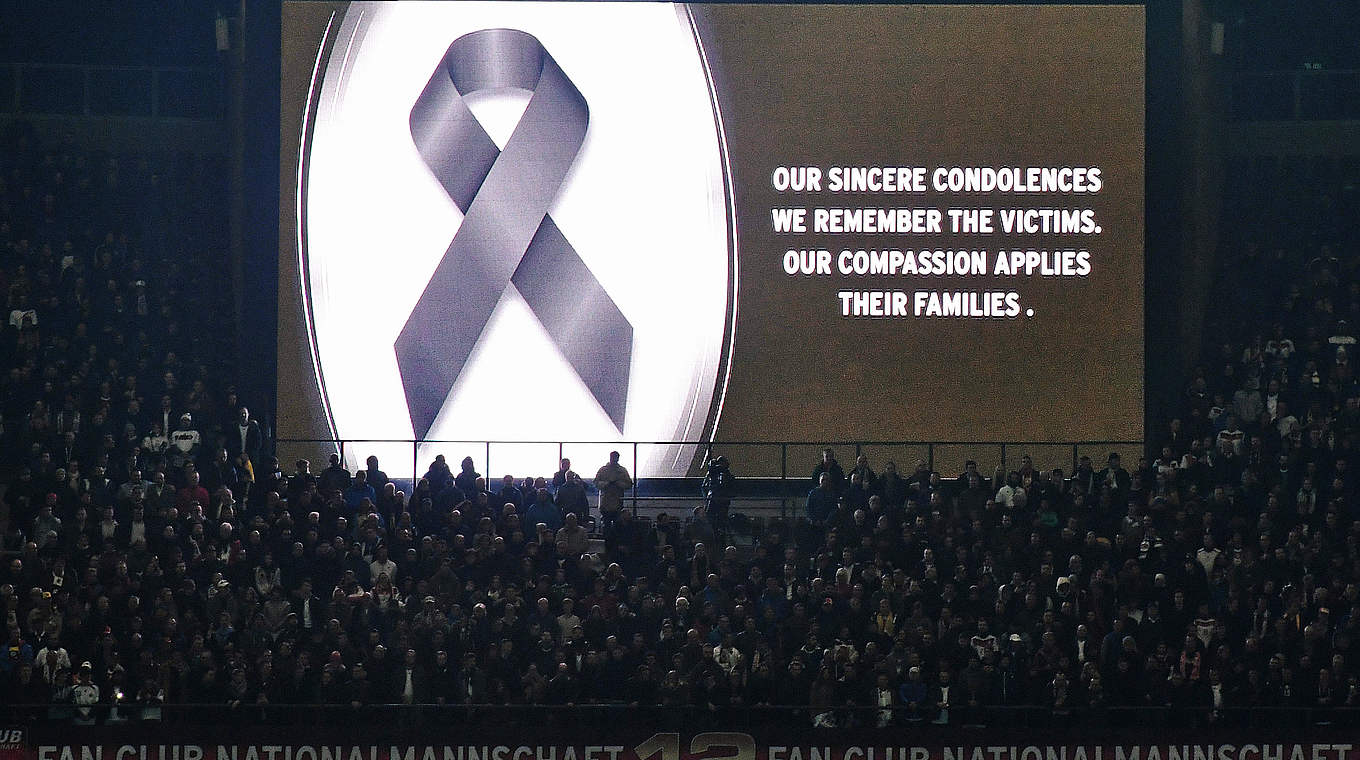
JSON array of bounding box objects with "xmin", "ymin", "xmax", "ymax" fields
[{"xmin": 396, "ymin": 29, "xmax": 633, "ymax": 439}]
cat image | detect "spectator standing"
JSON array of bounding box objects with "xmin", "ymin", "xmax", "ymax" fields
[
  {"xmin": 363, "ymin": 456, "xmax": 389, "ymax": 493},
  {"xmin": 811, "ymin": 448, "xmax": 845, "ymax": 495},
  {"xmin": 805, "ymin": 473, "xmax": 837, "ymax": 526},
  {"xmin": 594, "ymin": 451, "xmax": 633, "ymax": 529},
  {"xmin": 551, "ymin": 458, "xmax": 577, "ymax": 491},
  {"xmin": 555, "ymin": 472, "xmax": 590, "ymax": 521},
  {"xmin": 168, "ymin": 413, "xmax": 200, "ymax": 473},
  {"xmin": 227, "ymin": 406, "xmax": 263, "ymax": 469},
  {"xmin": 70, "ymin": 662, "xmax": 99, "ymax": 725},
  {"xmin": 452, "ymin": 457, "xmax": 479, "ymax": 496},
  {"xmin": 317, "ymin": 453, "xmax": 351, "ymax": 496}
]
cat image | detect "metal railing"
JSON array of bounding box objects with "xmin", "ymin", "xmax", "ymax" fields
[
  {"xmin": 1232, "ymin": 69, "xmax": 1360, "ymax": 121},
  {"xmin": 0, "ymin": 62, "xmax": 224, "ymax": 119},
  {"xmin": 276, "ymin": 437, "xmax": 1145, "ymax": 479},
  {"xmin": 274, "ymin": 437, "xmax": 1143, "ymax": 518}
]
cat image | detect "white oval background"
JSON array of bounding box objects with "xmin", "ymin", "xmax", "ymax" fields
[{"xmin": 303, "ymin": 2, "xmax": 731, "ymax": 479}]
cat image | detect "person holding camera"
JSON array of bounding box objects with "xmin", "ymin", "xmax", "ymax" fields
[{"xmin": 701, "ymin": 455, "xmax": 735, "ymax": 530}]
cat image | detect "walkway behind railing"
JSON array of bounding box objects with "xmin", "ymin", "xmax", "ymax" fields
[
  {"xmin": 274, "ymin": 437, "xmax": 1143, "ymax": 522},
  {"xmin": 0, "ymin": 62, "xmax": 224, "ymax": 119},
  {"xmin": 277, "ymin": 438, "xmax": 1144, "ymax": 484},
  {"xmin": 1232, "ymin": 69, "xmax": 1360, "ymax": 121}
]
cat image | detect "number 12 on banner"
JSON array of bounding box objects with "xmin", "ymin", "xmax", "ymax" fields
[{"xmin": 636, "ymin": 734, "xmax": 758, "ymax": 760}]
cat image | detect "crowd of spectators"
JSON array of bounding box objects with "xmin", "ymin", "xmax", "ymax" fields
[{"xmin": 0, "ymin": 125, "xmax": 1358, "ymax": 728}]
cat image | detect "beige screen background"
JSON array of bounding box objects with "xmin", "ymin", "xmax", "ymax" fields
[{"xmin": 278, "ymin": 1, "xmax": 347, "ymax": 471}]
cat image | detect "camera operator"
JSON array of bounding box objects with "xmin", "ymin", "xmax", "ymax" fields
[{"xmin": 702, "ymin": 455, "xmax": 735, "ymax": 530}]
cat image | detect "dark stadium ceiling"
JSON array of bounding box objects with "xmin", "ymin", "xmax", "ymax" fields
[{"xmin": 1, "ymin": 0, "xmax": 1356, "ymax": 70}]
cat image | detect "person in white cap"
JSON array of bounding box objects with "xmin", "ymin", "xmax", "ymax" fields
[
  {"xmin": 71, "ymin": 661, "xmax": 100, "ymax": 724},
  {"xmin": 899, "ymin": 665, "xmax": 927, "ymax": 721}
]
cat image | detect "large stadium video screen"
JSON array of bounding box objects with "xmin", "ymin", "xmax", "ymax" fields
[{"xmin": 278, "ymin": 2, "xmax": 1145, "ymax": 478}]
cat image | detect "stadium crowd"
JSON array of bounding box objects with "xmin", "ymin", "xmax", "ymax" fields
[{"xmin": 0, "ymin": 124, "xmax": 1359, "ymax": 727}]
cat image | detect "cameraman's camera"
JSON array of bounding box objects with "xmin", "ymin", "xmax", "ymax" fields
[{"xmin": 702, "ymin": 456, "xmax": 733, "ymax": 526}]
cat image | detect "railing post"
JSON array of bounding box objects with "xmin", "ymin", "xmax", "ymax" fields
[
  {"xmin": 1072, "ymin": 444, "xmax": 1079, "ymax": 475},
  {"xmin": 558, "ymin": 441, "xmax": 563, "ymax": 472},
  {"xmin": 484, "ymin": 440, "xmax": 491, "ymax": 481},
  {"xmin": 338, "ymin": 439, "xmax": 345, "ymax": 466},
  {"xmin": 631, "ymin": 441, "xmax": 639, "ymax": 516},
  {"xmin": 412, "ymin": 440, "xmax": 419, "ymax": 485},
  {"xmin": 927, "ymin": 443, "xmax": 934, "ymax": 473},
  {"xmin": 780, "ymin": 442, "xmax": 788, "ymax": 521},
  {"xmin": 1000, "ymin": 443, "xmax": 1007, "ymax": 470},
  {"xmin": 1291, "ymin": 71, "xmax": 1302, "ymax": 120}
]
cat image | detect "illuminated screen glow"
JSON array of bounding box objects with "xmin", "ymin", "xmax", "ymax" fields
[{"xmin": 293, "ymin": 3, "xmax": 732, "ymax": 477}]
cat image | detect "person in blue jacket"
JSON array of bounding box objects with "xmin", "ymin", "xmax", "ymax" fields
[
  {"xmin": 805, "ymin": 472, "xmax": 837, "ymax": 525},
  {"xmin": 524, "ymin": 488, "xmax": 563, "ymax": 532}
]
